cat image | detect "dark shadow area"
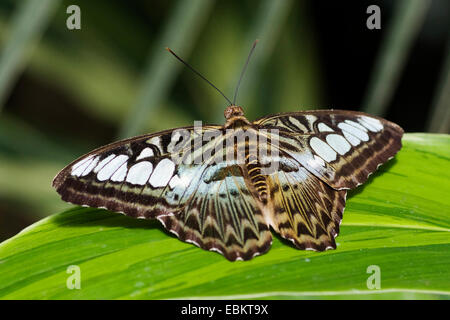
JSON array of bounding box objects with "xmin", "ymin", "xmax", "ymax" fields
[
  {"xmin": 0, "ymin": 197, "xmax": 38, "ymax": 241},
  {"xmin": 347, "ymin": 157, "xmax": 399, "ymax": 199},
  {"xmin": 52, "ymin": 207, "xmax": 158, "ymax": 229},
  {"xmin": 50, "ymin": 206, "xmax": 180, "ymax": 241}
]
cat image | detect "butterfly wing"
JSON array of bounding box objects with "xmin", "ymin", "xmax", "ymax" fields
[
  {"xmin": 254, "ymin": 110, "xmax": 403, "ymax": 250},
  {"xmin": 255, "ymin": 110, "xmax": 403, "ymax": 190},
  {"xmin": 158, "ymin": 162, "xmax": 272, "ymax": 261},
  {"xmin": 53, "ymin": 126, "xmax": 199, "ymax": 218},
  {"xmin": 54, "ymin": 109, "xmax": 403, "ymax": 258},
  {"xmin": 53, "ymin": 126, "xmax": 272, "ymax": 261},
  {"xmin": 263, "ymin": 156, "xmax": 346, "ymax": 251}
]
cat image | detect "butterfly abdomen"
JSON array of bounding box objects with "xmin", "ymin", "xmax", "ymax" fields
[{"xmin": 245, "ymin": 154, "xmax": 268, "ymax": 203}]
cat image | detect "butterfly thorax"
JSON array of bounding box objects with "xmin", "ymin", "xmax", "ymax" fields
[
  {"xmin": 222, "ymin": 105, "xmax": 269, "ymax": 204},
  {"xmin": 224, "ymin": 105, "xmax": 251, "ymax": 129}
]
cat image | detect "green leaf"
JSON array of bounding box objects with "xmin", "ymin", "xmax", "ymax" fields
[{"xmin": 0, "ymin": 133, "xmax": 449, "ymax": 300}]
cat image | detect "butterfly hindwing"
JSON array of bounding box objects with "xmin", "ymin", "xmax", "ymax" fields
[
  {"xmin": 255, "ymin": 110, "xmax": 403, "ymax": 190},
  {"xmin": 265, "ymin": 155, "xmax": 346, "ymax": 251},
  {"xmin": 158, "ymin": 162, "xmax": 272, "ymax": 261}
]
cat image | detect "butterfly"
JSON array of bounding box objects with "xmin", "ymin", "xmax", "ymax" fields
[{"xmin": 53, "ymin": 42, "xmax": 404, "ymax": 261}]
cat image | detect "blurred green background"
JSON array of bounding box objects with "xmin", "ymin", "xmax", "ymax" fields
[{"xmin": 0, "ymin": 0, "xmax": 449, "ymax": 242}]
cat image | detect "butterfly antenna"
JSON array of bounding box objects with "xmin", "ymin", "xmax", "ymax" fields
[
  {"xmin": 232, "ymin": 39, "xmax": 259, "ymax": 106},
  {"xmin": 166, "ymin": 47, "xmax": 233, "ymax": 105}
]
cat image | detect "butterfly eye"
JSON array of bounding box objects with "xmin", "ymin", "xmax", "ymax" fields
[{"xmin": 224, "ymin": 105, "xmax": 245, "ymax": 119}]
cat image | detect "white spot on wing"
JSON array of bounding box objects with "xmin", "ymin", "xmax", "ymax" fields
[
  {"xmin": 341, "ymin": 130, "xmax": 361, "ymax": 146},
  {"xmin": 357, "ymin": 118, "xmax": 377, "ymax": 132},
  {"xmin": 168, "ymin": 174, "xmax": 190, "ymax": 189},
  {"xmin": 168, "ymin": 175, "xmax": 181, "ymax": 189},
  {"xmin": 185, "ymin": 239, "xmax": 200, "ymax": 247},
  {"xmin": 309, "ymin": 137, "xmax": 337, "ymax": 162},
  {"xmin": 94, "ymin": 154, "xmax": 116, "ymax": 173},
  {"xmin": 307, "ymin": 155, "xmax": 326, "ymax": 168},
  {"xmin": 126, "ymin": 161, "xmax": 153, "ymax": 185},
  {"xmin": 111, "ymin": 162, "xmax": 128, "ymax": 182},
  {"xmin": 147, "ymin": 136, "xmax": 160, "ymax": 145},
  {"xmin": 210, "ymin": 247, "xmax": 223, "ymax": 255},
  {"xmin": 71, "ymin": 155, "xmax": 94, "ymax": 175},
  {"xmin": 171, "ymin": 131, "xmax": 182, "ymax": 142},
  {"xmin": 80, "ymin": 156, "xmax": 100, "ymax": 176},
  {"xmin": 149, "ymin": 158, "xmax": 176, "ymax": 188},
  {"xmin": 71, "ymin": 156, "xmax": 94, "ymax": 176},
  {"xmin": 156, "ymin": 216, "xmax": 166, "ymax": 227},
  {"xmin": 305, "ymin": 114, "xmax": 317, "ymax": 124},
  {"xmin": 136, "ymin": 148, "xmax": 154, "ymax": 161},
  {"xmin": 97, "ymin": 155, "xmax": 129, "ymax": 181},
  {"xmin": 313, "ymin": 155, "xmax": 325, "ymax": 166},
  {"xmin": 318, "ymin": 123, "xmax": 334, "ymax": 132},
  {"xmin": 359, "ymin": 116, "xmax": 383, "ymax": 132},
  {"xmin": 345, "ymin": 120, "xmax": 368, "ymax": 132},
  {"xmin": 326, "ymin": 134, "xmax": 351, "ymax": 155},
  {"xmin": 338, "ymin": 122, "xmax": 369, "ymax": 142}
]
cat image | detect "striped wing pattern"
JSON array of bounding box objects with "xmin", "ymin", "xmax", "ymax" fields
[
  {"xmin": 158, "ymin": 162, "xmax": 272, "ymax": 261},
  {"xmin": 255, "ymin": 110, "xmax": 403, "ymax": 189},
  {"xmin": 266, "ymin": 157, "xmax": 347, "ymax": 251},
  {"xmin": 53, "ymin": 109, "xmax": 403, "ymax": 261},
  {"xmin": 53, "ymin": 126, "xmax": 272, "ymax": 261}
]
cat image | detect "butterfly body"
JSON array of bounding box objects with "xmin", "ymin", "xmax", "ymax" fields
[{"xmin": 53, "ymin": 107, "xmax": 403, "ymax": 261}]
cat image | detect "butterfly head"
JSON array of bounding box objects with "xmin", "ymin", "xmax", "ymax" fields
[
  {"xmin": 224, "ymin": 105, "xmax": 250, "ymax": 128},
  {"xmin": 224, "ymin": 105, "xmax": 244, "ymax": 119}
]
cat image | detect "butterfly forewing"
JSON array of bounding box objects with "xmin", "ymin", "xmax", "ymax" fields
[
  {"xmin": 255, "ymin": 110, "xmax": 403, "ymax": 190},
  {"xmin": 53, "ymin": 127, "xmax": 201, "ymax": 217},
  {"xmin": 53, "ymin": 125, "xmax": 272, "ymax": 261}
]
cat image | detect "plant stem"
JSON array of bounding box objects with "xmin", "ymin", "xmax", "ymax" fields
[
  {"xmin": 118, "ymin": 0, "xmax": 214, "ymax": 138},
  {"xmin": 426, "ymin": 40, "xmax": 450, "ymax": 133},
  {"xmin": 0, "ymin": 0, "xmax": 60, "ymax": 111},
  {"xmin": 362, "ymin": 0, "xmax": 430, "ymax": 116}
]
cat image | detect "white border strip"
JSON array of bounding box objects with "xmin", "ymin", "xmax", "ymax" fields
[{"xmin": 172, "ymin": 288, "xmax": 450, "ymax": 300}]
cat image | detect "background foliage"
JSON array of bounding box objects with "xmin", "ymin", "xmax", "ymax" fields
[{"xmin": 0, "ymin": 134, "xmax": 448, "ymax": 299}]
